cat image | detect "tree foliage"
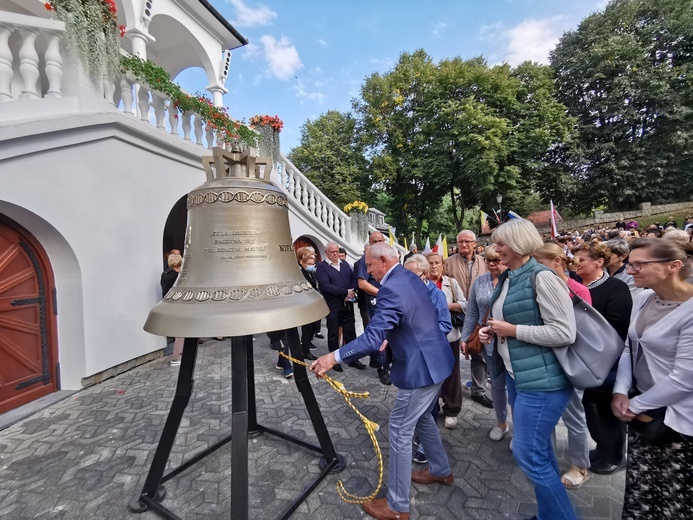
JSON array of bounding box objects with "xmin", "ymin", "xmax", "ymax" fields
[
  {"xmin": 288, "ymin": 110, "xmax": 368, "ymax": 208},
  {"xmin": 550, "ymin": 0, "xmax": 693, "ymax": 212}
]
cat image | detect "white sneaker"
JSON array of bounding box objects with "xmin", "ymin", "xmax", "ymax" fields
[
  {"xmin": 489, "ymin": 426, "xmax": 509, "ymax": 441},
  {"xmin": 444, "ymin": 416, "xmax": 457, "ymax": 429},
  {"xmin": 170, "ymin": 360, "xmax": 181, "ymax": 366}
]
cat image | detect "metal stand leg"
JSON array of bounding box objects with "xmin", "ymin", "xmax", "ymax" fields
[
  {"xmin": 285, "ymin": 328, "xmax": 345, "ymax": 473},
  {"xmin": 231, "ymin": 336, "xmax": 249, "ymax": 520},
  {"xmin": 129, "ymin": 337, "xmax": 199, "ymax": 514}
]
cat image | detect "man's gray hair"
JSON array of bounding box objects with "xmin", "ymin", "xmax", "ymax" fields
[
  {"xmin": 368, "ymin": 242, "xmax": 399, "ymax": 260},
  {"xmin": 404, "ymin": 253, "xmax": 430, "ymax": 272},
  {"xmin": 605, "ymin": 239, "xmax": 630, "ymax": 257},
  {"xmin": 457, "ymin": 230, "xmax": 477, "ymax": 241}
]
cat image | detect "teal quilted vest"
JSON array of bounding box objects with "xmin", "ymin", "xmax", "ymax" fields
[{"xmin": 490, "ymin": 258, "xmax": 570, "ymax": 392}]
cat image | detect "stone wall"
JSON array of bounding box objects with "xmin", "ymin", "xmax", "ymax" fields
[{"xmin": 535, "ymin": 200, "xmax": 693, "ymax": 233}]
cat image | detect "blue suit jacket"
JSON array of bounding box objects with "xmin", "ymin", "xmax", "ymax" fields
[
  {"xmin": 316, "ymin": 260, "xmax": 358, "ymax": 312},
  {"xmin": 339, "ymin": 264, "xmax": 455, "ymax": 389}
]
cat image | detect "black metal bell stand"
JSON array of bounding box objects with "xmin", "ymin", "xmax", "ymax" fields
[{"xmin": 128, "ymin": 328, "xmax": 345, "ymax": 519}]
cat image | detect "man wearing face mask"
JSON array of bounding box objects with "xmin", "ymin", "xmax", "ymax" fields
[{"xmin": 297, "ymin": 247, "xmax": 319, "ymax": 360}]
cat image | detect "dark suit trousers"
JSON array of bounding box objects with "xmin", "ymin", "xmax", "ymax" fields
[
  {"xmin": 300, "ymin": 320, "xmax": 320, "ymax": 354},
  {"xmin": 326, "ymin": 305, "xmax": 356, "ymax": 353},
  {"xmin": 583, "ymin": 387, "xmax": 626, "ymax": 464},
  {"xmin": 440, "ymin": 339, "xmax": 462, "ymax": 416}
]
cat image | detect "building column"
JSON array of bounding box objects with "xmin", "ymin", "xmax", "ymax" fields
[{"xmin": 206, "ymin": 84, "xmax": 228, "ymax": 107}]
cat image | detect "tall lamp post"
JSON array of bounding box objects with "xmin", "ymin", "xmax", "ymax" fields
[{"xmin": 496, "ymin": 193, "xmax": 503, "ymax": 223}]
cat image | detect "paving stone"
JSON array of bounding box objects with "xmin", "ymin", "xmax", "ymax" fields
[{"xmin": 0, "ymin": 335, "xmax": 624, "ymax": 519}]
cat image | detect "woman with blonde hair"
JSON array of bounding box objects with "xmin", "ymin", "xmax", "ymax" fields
[
  {"xmin": 479, "ymin": 219, "xmax": 578, "ymax": 519},
  {"xmin": 534, "ymin": 243, "xmax": 591, "ymax": 489},
  {"xmin": 612, "ymin": 239, "xmax": 693, "ymax": 518},
  {"xmin": 460, "ymin": 246, "xmax": 509, "ymax": 441},
  {"xmin": 573, "ymin": 242, "xmax": 632, "ymax": 475}
]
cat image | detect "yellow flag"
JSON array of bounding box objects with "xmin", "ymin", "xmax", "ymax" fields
[
  {"xmin": 389, "ymin": 228, "xmax": 395, "ymax": 247},
  {"xmin": 442, "ymin": 236, "xmax": 448, "ymax": 259},
  {"xmin": 404, "ymin": 236, "xmax": 408, "ymax": 251}
]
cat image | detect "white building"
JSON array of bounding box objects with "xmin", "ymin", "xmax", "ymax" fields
[{"xmin": 0, "ymin": 0, "xmax": 401, "ymax": 415}]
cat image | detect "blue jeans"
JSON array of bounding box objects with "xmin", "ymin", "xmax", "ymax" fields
[
  {"xmin": 387, "ymin": 382, "xmax": 450, "ymax": 513},
  {"xmin": 506, "ymin": 375, "xmax": 577, "ymax": 520}
]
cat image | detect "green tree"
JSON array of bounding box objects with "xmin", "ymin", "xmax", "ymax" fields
[
  {"xmin": 288, "ymin": 110, "xmax": 368, "ymax": 208},
  {"xmin": 550, "ymin": 0, "xmax": 693, "ymax": 211},
  {"xmin": 354, "ymin": 50, "xmax": 443, "ymax": 241}
]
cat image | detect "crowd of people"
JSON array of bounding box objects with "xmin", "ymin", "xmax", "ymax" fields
[
  {"xmin": 158, "ymin": 214, "xmax": 692, "ymax": 519},
  {"xmin": 302, "ymin": 217, "xmax": 692, "ymax": 520}
]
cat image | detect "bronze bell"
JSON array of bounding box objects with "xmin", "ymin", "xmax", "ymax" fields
[{"xmin": 144, "ymin": 146, "xmax": 328, "ymax": 338}]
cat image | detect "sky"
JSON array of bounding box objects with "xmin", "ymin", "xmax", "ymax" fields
[{"xmin": 177, "ymin": 0, "xmax": 608, "ymax": 154}]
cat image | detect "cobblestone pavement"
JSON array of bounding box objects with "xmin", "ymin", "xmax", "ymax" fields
[{"xmin": 0, "ymin": 334, "xmax": 624, "ymax": 519}]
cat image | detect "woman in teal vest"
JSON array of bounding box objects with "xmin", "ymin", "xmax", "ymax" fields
[{"xmin": 480, "ymin": 218, "xmax": 577, "ymax": 520}]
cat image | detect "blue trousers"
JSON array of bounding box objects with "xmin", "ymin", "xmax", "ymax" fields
[
  {"xmin": 387, "ymin": 381, "xmax": 450, "ymax": 513},
  {"xmin": 506, "ymin": 375, "xmax": 577, "ymax": 520}
]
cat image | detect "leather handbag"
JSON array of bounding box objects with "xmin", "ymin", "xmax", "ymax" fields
[
  {"xmin": 465, "ymin": 309, "xmax": 490, "ymax": 355},
  {"xmin": 628, "ymin": 342, "xmax": 682, "ymax": 444},
  {"xmin": 552, "ymin": 293, "xmax": 626, "ymax": 390},
  {"xmin": 450, "ymin": 311, "xmax": 465, "ymax": 328}
]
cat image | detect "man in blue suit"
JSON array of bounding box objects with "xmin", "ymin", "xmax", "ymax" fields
[
  {"xmin": 315, "ymin": 241, "xmax": 366, "ymax": 371},
  {"xmin": 311, "ymin": 243, "xmax": 456, "ymax": 520}
]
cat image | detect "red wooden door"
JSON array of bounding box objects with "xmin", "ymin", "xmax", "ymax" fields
[
  {"xmin": 0, "ymin": 218, "xmax": 58, "ymax": 413},
  {"xmin": 293, "ymin": 236, "xmax": 322, "ymax": 263}
]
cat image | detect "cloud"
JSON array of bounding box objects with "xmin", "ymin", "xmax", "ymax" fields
[
  {"xmin": 292, "ymin": 78, "xmax": 327, "ymax": 104},
  {"xmin": 477, "ymin": 22, "xmax": 505, "ymax": 42},
  {"xmin": 260, "ymin": 35, "xmax": 303, "ymax": 80},
  {"xmin": 317, "ymin": 38, "xmax": 328, "ymax": 48},
  {"xmin": 370, "ymin": 57, "xmax": 394, "ymax": 70},
  {"xmin": 228, "ymin": 0, "xmax": 277, "ymax": 27},
  {"xmin": 431, "ymin": 22, "xmax": 447, "ymax": 37},
  {"xmin": 503, "ymin": 17, "xmax": 564, "ymax": 65}
]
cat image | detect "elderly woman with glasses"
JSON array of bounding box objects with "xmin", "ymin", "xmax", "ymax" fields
[
  {"xmin": 612, "ymin": 239, "xmax": 693, "ymax": 518},
  {"xmin": 460, "ymin": 246, "xmax": 510, "ymax": 441},
  {"xmin": 479, "ymin": 219, "xmax": 578, "ymax": 520}
]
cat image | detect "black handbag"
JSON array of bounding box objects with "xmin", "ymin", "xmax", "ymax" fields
[
  {"xmin": 450, "ymin": 311, "xmax": 465, "ymax": 328},
  {"xmin": 628, "ymin": 341, "xmax": 682, "ymax": 444}
]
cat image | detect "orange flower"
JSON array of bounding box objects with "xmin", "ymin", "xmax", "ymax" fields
[{"xmin": 44, "ymin": 2, "xmax": 54, "ymax": 10}]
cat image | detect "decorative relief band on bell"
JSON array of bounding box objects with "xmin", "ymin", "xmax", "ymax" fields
[
  {"xmin": 187, "ymin": 190, "xmax": 287, "ymax": 209},
  {"xmin": 164, "ymin": 281, "xmax": 313, "ymax": 303}
]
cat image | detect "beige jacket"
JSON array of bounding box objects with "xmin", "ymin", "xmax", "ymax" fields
[{"xmin": 444, "ymin": 253, "xmax": 488, "ymax": 300}]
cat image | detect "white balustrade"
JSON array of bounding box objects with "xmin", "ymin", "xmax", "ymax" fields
[
  {"xmin": 181, "ymin": 112, "xmax": 192, "ymax": 141},
  {"xmin": 137, "ymin": 85, "xmax": 150, "ymax": 121},
  {"xmin": 19, "ymin": 29, "xmax": 40, "ymax": 99},
  {"xmin": 118, "ymin": 76, "xmax": 133, "ymax": 114},
  {"xmin": 44, "ymin": 34, "xmax": 63, "ymax": 98},
  {"xmin": 193, "ymin": 115, "xmax": 203, "ymax": 145},
  {"xmin": 169, "ymin": 107, "xmax": 179, "ymax": 135},
  {"xmin": 152, "ymin": 92, "xmax": 166, "ymax": 128},
  {"xmin": 205, "ymin": 125, "xmax": 214, "ymax": 149},
  {"xmin": 0, "ymin": 27, "xmax": 13, "ymax": 101}
]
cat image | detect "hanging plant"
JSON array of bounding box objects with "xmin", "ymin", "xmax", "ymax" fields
[
  {"xmin": 344, "ymin": 201, "xmax": 369, "ymax": 214},
  {"xmin": 45, "ymin": 0, "xmax": 125, "ymax": 81},
  {"xmin": 248, "ymin": 114, "xmax": 283, "ymax": 161},
  {"xmin": 121, "ymin": 55, "xmax": 258, "ymax": 148}
]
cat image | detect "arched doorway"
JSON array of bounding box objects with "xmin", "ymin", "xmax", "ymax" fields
[
  {"xmin": 293, "ymin": 236, "xmax": 322, "ymax": 263},
  {"xmin": 0, "ymin": 216, "xmax": 58, "ymax": 413}
]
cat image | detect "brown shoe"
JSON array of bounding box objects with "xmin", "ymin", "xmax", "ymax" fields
[
  {"xmin": 362, "ymin": 497, "xmax": 409, "ymax": 520},
  {"xmin": 411, "ymin": 469, "xmax": 454, "ymax": 485}
]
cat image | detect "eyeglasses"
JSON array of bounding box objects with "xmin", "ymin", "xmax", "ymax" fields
[
  {"xmin": 485, "ymin": 258, "xmax": 501, "ymax": 265},
  {"xmin": 457, "ymin": 240, "xmax": 476, "ymax": 244},
  {"xmin": 326, "ymin": 250, "xmax": 339, "ymax": 254},
  {"xmin": 624, "ymin": 259, "xmax": 676, "ymax": 272}
]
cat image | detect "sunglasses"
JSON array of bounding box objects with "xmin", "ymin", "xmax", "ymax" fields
[{"xmin": 485, "ymin": 258, "xmax": 501, "ymax": 265}]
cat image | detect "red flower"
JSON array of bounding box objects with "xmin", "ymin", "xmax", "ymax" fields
[
  {"xmin": 119, "ymin": 25, "xmax": 126, "ymax": 37},
  {"xmin": 44, "ymin": 2, "xmax": 54, "ymax": 10}
]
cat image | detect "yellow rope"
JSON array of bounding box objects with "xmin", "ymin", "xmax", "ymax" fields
[{"xmin": 279, "ymin": 351, "xmax": 384, "ymax": 504}]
